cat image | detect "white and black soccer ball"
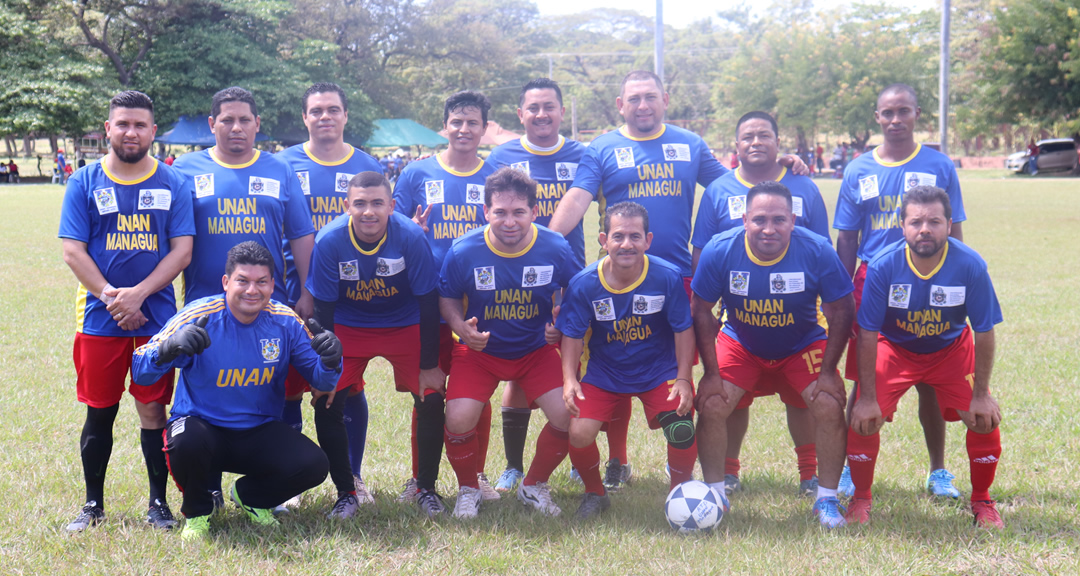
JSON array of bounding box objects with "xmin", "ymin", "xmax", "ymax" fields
[{"xmin": 664, "ymin": 480, "xmax": 725, "ymax": 533}]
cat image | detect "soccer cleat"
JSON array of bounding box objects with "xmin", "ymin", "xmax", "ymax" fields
[
  {"xmin": 353, "ymin": 476, "xmax": 375, "ymax": 505},
  {"xmin": 843, "ymin": 497, "xmax": 872, "ymax": 525},
  {"xmin": 813, "ymin": 496, "xmax": 847, "ymax": 529},
  {"xmin": 452, "ymin": 486, "xmax": 483, "ymax": 519},
  {"xmin": 517, "ymin": 482, "xmax": 561, "ymax": 516},
  {"xmin": 396, "ymin": 478, "xmax": 419, "ymax": 503},
  {"xmin": 477, "ymin": 473, "xmax": 500, "ymax": 501},
  {"xmin": 181, "ymin": 515, "xmax": 210, "ymax": 541},
  {"xmin": 603, "ymin": 459, "xmax": 632, "ymax": 491},
  {"xmin": 799, "ymin": 476, "xmax": 819, "ymax": 498},
  {"xmin": 209, "ymin": 490, "xmax": 226, "ymax": 514},
  {"xmin": 146, "ymin": 499, "xmax": 178, "ymax": 530},
  {"xmin": 231, "ymin": 485, "xmax": 279, "ymax": 527},
  {"xmin": 327, "ymin": 492, "xmax": 360, "ymax": 519},
  {"xmin": 65, "ymin": 501, "xmax": 104, "ymax": 532},
  {"xmin": 575, "ymin": 492, "xmax": 611, "ymax": 519},
  {"xmin": 494, "ymin": 467, "xmax": 524, "ymax": 492},
  {"xmin": 416, "ymin": 488, "xmax": 445, "ymax": 518},
  {"xmin": 724, "ymin": 474, "xmax": 743, "ymax": 495},
  {"xmin": 926, "ymin": 469, "xmax": 962, "ymax": 499},
  {"xmin": 271, "ymin": 494, "xmax": 301, "ymax": 517},
  {"xmin": 972, "ymin": 500, "xmax": 1004, "ymax": 529},
  {"xmin": 837, "ymin": 466, "xmax": 855, "ymax": 498}
]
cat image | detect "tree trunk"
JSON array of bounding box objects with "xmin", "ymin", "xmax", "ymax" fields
[
  {"xmin": 4, "ymin": 136, "xmax": 14, "ymax": 157},
  {"xmin": 22, "ymin": 135, "xmax": 33, "ymax": 157}
]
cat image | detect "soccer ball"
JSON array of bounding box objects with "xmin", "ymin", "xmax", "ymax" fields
[{"xmin": 664, "ymin": 480, "xmax": 725, "ymax": 533}]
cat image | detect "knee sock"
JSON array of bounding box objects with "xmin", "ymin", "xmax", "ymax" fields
[
  {"xmin": 501, "ymin": 407, "xmax": 532, "ymax": 472},
  {"xmin": 794, "ymin": 443, "xmax": 818, "ymax": 481},
  {"xmin": 414, "ymin": 393, "xmax": 445, "ymax": 491},
  {"xmin": 444, "ymin": 426, "xmax": 479, "ymax": 489},
  {"xmin": 344, "ymin": 392, "xmax": 369, "ymax": 478},
  {"xmin": 410, "ymin": 406, "xmax": 419, "ymax": 479},
  {"xmin": 476, "ymin": 401, "xmax": 492, "ymax": 474},
  {"xmin": 140, "ymin": 427, "xmax": 169, "ymax": 505},
  {"xmin": 80, "ymin": 404, "xmax": 119, "ymax": 506},
  {"xmin": 523, "ymin": 424, "xmax": 569, "ymax": 486},
  {"xmin": 725, "ymin": 457, "xmax": 741, "ymax": 478},
  {"xmin": 568, "ymin": 442, "xmax": 605, "ymax": 495},
  {"xmin": 606, "ymin": 397, "xmax": 631, "ymax": 463},
  {"xmin": 846, "ymin": 427, "xmax": 880, "ymax": 500},
  {"xmin": 282, "ymin": 399, "xmax": 303, "ymax": 432},
  {"xmin": 667, "ymin": 440, "xmax": 698, "ymax": 489},
  {"xmin": 967, "ymin": 427, "xmax": 1001, "ymax": 502}
]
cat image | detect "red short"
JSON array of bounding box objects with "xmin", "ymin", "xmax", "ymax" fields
[
  {"xmin": 575, "ymin": 380, "xmax": 692, "ymax": 429},
  {"xmin": 446, "ymin": 344, "xmax": 561, "ymax": 405},
  {"xmin": 862, "ymin": 326, "xmax": 977, "ymax": 422},
  {"xmin": 717, "ymin": 333, "xmax": 828, "ymax": 409},
  {"xmin": 286, "ymin": 324, "xmax": 428, "ymax": 396},
  {"xmin": 844, "ymin": 261, "xmax": 869, "ymax": 380},
  {"xmin": 73, "ymin": 333, "xmax": 173, "ymax": 408}
]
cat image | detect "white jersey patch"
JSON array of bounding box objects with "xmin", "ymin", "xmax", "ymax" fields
[
  {"xmin": 631, "ymin": 294, "xmax": 665, "ymax": 315},
  {"xmin": 93, "ymin": 187, "xmax": 118, "ymax": 215},
  {"xmin": 521, "ymin": 265, "xmax": 553, "ymax": 287},
  {"xmin": 662, "ymin": 143, "xmax": 692, "ymax": 162},
  {"xmin": 555, "ymin": 162, "xmax": 577, "ymax": 181},
  {"xmin": 137, "ymin": 189, "xmax": 171, "ymax": 211},
  {"xmin": 376, "ymin": 257, "xmax": 406, "ymax": 277},
  {"xmin": 729, "ymin": 271, "xmax": 750, "ymax": 296},
  {"xmin": 768, "ymin": 272, "xmax": 805, "ymax": 294},
  {"xmin": 296, "ymin": 171, "xmax": 311, "ymax": 196},
  {"xmin": 194, "ymin": 174, "xmax": 214, "ymax": 198},
  {"xmin": 859, "ymin": 174, "xmax": 880, "ymax": 200},
  {"xmin": 510, "ymin": 161, "xmax": 530, "ymax": 176},
  {"xmin": 248, "ymin": 176, "xmax": 280, "ymax": 199},
  {"xmin": 425, "ymin": 180, "xmax": 444, "ymax": 205},
  {"xmin": 615, "ymin": 147, "xmax": 636, "ymax": 169},
  {"xmin": 792, "ymin": 196, "xmax": 804, "ymax": 217},
  {"xmin": 592, "ymin": 297, "xmax": 616, "ymax": 321},
  {"xmin": 728, "ymin": 195, "xmax": 747, "ymax": 219},
  {"xmin": 929, "ymin": 285, "xmax": 965, "ymax": 307},
  {"xmin": 903, "ymin": 172, "xmax": 937, "ymax": 192},
  {"xmin": 335, "ymin": 172, "xmax": 355, "ymax": 194},
  {"xmin": 474, "ymin": 266, "xmax": 495, "ymax": 290},
  {"xmin": 465, "ymin": 184, "xmax": 485, "ymax": 205},
  {"xmin": 339, "ymin": 260, "xmax": 360, "ymax": 281},
  {"xmin": 888, "ymin": 284, "xmax": 911, "ymax": 309}
]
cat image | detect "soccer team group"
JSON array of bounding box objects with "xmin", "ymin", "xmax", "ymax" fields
[{"xmin": 57, "ymin": 70, "xmax": 1005, "ymax": 540}]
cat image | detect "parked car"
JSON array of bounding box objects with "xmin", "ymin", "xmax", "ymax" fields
[{"xmin": 1006, "ymin": 138, "xmax": 1079, "ymax": 174}]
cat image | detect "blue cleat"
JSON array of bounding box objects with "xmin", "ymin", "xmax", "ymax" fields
[
  {"xmin": 926, "ymin": 469, "xmax": 962, "ymax": 499},
  {"xmin": 837, "ymin": 465, "xmax": 855, "ymax": 498},
  {"xmin": 493, "ymin": 467, "xmax": 524, "ymax": 493},
  {"xmin": 813, "ymin": 496, "xmax": 847, "ymax": 529}
]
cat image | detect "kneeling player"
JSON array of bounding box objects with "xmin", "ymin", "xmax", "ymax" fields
[
  {"xmin": 845, "ymin": 186, "xmax": 1004, "ymax": 528},
  {"xmin": 692, "ymin": 181, "xmax": 854, "ymax": 528},
  {"xmin": 557, "ymin": 202, "xmax": 698, "ymax": 519},
  {"xmin": 438, "ymin": 167, "xmax": 578, "ymax": 518}
]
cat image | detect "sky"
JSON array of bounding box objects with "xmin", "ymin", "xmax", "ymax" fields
[{"xmin": 535, "ymin": 0, "xmax": 941, "ymax": 28}]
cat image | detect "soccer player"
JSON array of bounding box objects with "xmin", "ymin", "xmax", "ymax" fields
[
  {"xmin": 59, "ymin": 90, "xmax": 194, "ymax": 532},
  {"xmin": 485, "ymin": 78, "xmax": 588, "ymax": 492},
  {"xmin": 306, "ymin": 171, "xmax": 445, "ymax": 517},
  {"xmin": 278, "ymin": 82, "xmax": 384, "ymax": 507},
  {"xmin": 833, "ymin": 83, "xmax": 967, "ymax": 498},
  {"xmin": 844, "ymin": 186, "xmax": 1003, "ymax": 528},
  {"xmin": 692, "ymin": 181, "xmax": 854, "ymax": 529},
  {"xmin": 132, "ymin": 241, "xmax": 342, "ymax": 540},
  {"xmin": 557, "ymin": 201, "xmax": 697, "ymax": 518},
  {"xmin": 438, "ymin": 167, "xmax": 577, "ymax": 518},
  {"xmin": 393, "ymin": 90, "xmax": 499, "ymax": 503},
  {"xmin": 690, "ymin": 111, "xmax": 831, "ymax": 496}
]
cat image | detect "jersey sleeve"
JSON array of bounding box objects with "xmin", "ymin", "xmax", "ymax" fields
[
  {"xmin": 833, "ymin": 174, "xmax": 862, "ymax": 231},
  {"xmin": 689, "ymin": 240, "xmax": 727, "ymax": 304},
  {"xmin": 856, "ymin": 261, "xmax": 890, "ymax": 332},
  {"xmin": 964, "ymin": 260, "xmax": 1003, "ymax": 332},
  {"xmin": 167, "ymin": 173, "xmax": 197, "ymax": 238},
  {"xmin": 58, "ymin": 176, "xmax": 91, "ymax": 242},
  {"xmin": 306, "ymin": 237, "xmax": 340, "ymax": 302},
  {"xmin": 392, "ymin": 169, "xmax": 420, "ymax": 218},
  {"xmin": 816, "ymin": 245, "xmax": 855, "ymax": 303},
  {"xmin": 570, "ymin": 145, "xmax": 604, "ymax": 198},
  {"xmin": 804, "ymin": 184, "xmax": 832, "ymax": 242},
  {"xmin": 554, "ymin": 277, "xmax": 591, "ymax": 339},
  {"xmin": 405, "ymin": 226, "xmax": 438, "ymax": 295},
  {"xmin": 285, "ymin": 314, "xmax": 341, "ymax": 391},
  {"xmin": 666, "ymin": 273, "xmax": 693, "ymax": 332},
  {"xmin": 691, "ymin": 184, "xmax": 721, "ymax": 248},
  {"xmin": 555, "ymin": 239, "xmax": 580, "ymax": 287},
  {"xmin": 436, "ymin": 245, "xmax": 466, "ymax": 299},
  {"xmin": 282, "ymin": 164, "xmax": 316, "ymax": 239},
  {"xmin": 944, "ymin": 164, "xmax": 966, "ymax": 223},
  {"xmin": 695, "ymin": 145, "xmax": 728, "ymax": 187},
  {"xmin": 131, "ymin": 313, "xmax": 197, "ymax": 384}
]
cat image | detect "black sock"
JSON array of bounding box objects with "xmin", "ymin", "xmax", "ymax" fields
[
  {"xmin": 140, "ymin": 427, "xmax": 169, "ymax": 505},
  {"xmin": 413, "ymin": 393, "xmax": 445, "ymax": 492},
  {"xmin": 501, "ymin": 408, "xmax": 531, "ymax": 472},
  {"xmin": 80, "ymin": 404, "xmax": 120, "ymax": 507}
]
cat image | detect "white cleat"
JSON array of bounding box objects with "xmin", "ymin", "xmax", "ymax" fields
[
  {"xmin": 517, "ymin": 482, "xmax": 561, "ymax": 516},
  {"xmin": 453, "ymin": 486, "xmax": 483, "ymax": 519}
]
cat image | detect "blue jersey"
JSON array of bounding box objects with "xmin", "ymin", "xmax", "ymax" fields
[
  {"xmin": 132, "ymin": 296, "xmax": 341, "ymax": 428},
  {"xmin": 173, "ymin": 149, "xmax": 314, "ymax": 305},
  {"xmin": 691, "ymin": 168, "xmax": 831, "ymax": 248},
  {"xmin": 58, "ymin": 160, "xmax": 196, "ymax": 337},
  {"xmin": 487, "ymin": 136, "xmax": 588, "ymax": 269},
  {"xmin": 571, "ymin": 124, "xmax": 728, "ymax": 276},
  {"xmin": 277, "ymin": 143, "xmax": 383, "ymax": 305},
  {"xmin": 307, "ymin": 211, "xmax": 437, "ymax": 328},
  {"xmin": 393, "ymin": 155, "xmax": 497, "ymax": 268},
  {"xmin": 858, "ymin": 238, "xmax": 1002, "ymax": 354},
  {"xmin": 556, "ymin": 255, "xmax": 692, "ymax": 393},
  {"xmin": 438, "ymin": 224, "xmax": 577, "ymax": 359},
  {"xmin": 692, "ymin": 227, "xmax": 853, "ymax": 360},
  {"xmin": 834, "ymin": 144, "xmax": 966, "ymax": 262}
]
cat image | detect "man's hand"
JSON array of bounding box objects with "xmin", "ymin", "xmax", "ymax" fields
[
  {"xmin": 105, "ymin": 285, "xmax": 149, "ymax": 331},
  {"xmin": 963, "ymin": 392, "xmax": 1002, "ymax": 435},
  {"xmin": 668, "ymin": 378, "xmax": 694, "ymax": 416},
  {"xmin": 850, "ymin": 396, "xmax": 884, "ymax": 436},
  {"xmin": 809, "ymin": 370, "xmax": 847, "ymax": 407},
  {"xmin": 694, "ymin": 371, "xmax": 726, "ymax": 408},
  {"xmin": 418, "ymin": 366, "xmax": 447, "ymax": 399},
  {"xmin": 545, "ymin": 304, "xmax": 562, "ymax": 345},
  {"xmin": 412, "ymin": 204, "xmax": 432, "ymax": 233},
  {"xmin": 308, "ymin": 319, "xmax": 342, "ymax": 369},
  {"xmin": 158, "ymin": 315, "xmax": 211, "ymax": 364},
  {"xmin": 563, "ymin": 378, "xmax": 584, "ymax": 417},
  {"xmin": 458, "ymin": 317, "xmax": 490, "ymax": 351},
  {"xmin": 779, "ymin": 154, "xmax": 810, "ymax": 176},
  {"xmin": 311, "ymin": 388, "xmax": 337, "ymax": 408}
]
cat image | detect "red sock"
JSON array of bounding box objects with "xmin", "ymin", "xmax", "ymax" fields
[
  {"xmin": 606, "ymin": 397, "xmax": 631, "ymax": 464},
  {"xmin": 568, "ymin": 442, "xmax": 606, "ymax": 495},
  {"xmin": 967, "ymin": 427, "xmax": 1001, "ymax": 502},
  {"xmin": 444, "ymin": 427, "xmax": 479, "ymax": 488},
  {"xmin": 794, "ymin": 443, "xmax": 818, "ymax": 481},
  {"xmin": 667, "ymin": 439, "xmax": 698, "ymax": 490},
  {"xmin": 476, "ymin": 401, "xmax": 492, "ymax": 474},
  {"xmin": 725, "ymin": 457, "xmax": 741, "ymax": 477},
  {"xmin": 523, "ymin": 424, "xmax": 569, "ymax": 486},
  {"xmin": 410, "ymin": 407, "xmax": 419, "ymax": 479},
  {"xmin": 846, "ymin": 426, "xmax": 880, "ymax": 500}
]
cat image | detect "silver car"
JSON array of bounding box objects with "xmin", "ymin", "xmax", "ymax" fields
[{"xmin": 1007, "ymin": 138, "xmax": 1079, "ymax": 174}]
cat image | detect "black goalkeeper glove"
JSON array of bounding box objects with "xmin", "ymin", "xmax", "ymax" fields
[
  {"xmin": 158, "ymin": 315, "xmax": 210, "ymax": 364},
  {"xmin": 307, "ymin": 318, "xmax": 342, "ymax": 369}
]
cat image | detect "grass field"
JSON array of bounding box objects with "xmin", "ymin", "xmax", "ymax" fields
[{"xmin": 0, "ymin": 173, "xmax": 1078, "ymax": 575}]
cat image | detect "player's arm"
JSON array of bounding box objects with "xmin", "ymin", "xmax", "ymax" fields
[
  {"xmin": 815, "ymin": 293, "xmax": 854, "ymax": 406},
  {"xmin": 691, "ymin": 246, "xmax": 703, "ymax": 274},
  {"xmin": 560, "ymin": 335, "xmax": 585, "ymax": 417},
  {"xmin": 107, "ymin": 235, "xmax": 194, "ymax": 331},
  {"xmin": 671, "ymin": 328, "xmax": 695, "ymax": 415},
  {"xmin": 778, "ymin": 154, "xmax": 809, "ymax": 176},
  {"xmin": 417, "ymin": 289, "xmax": 446, "ymax": 398},
  {"xmin": 289, "ymin": 233, "xmax": 316, "ymax": 320},
  {"xmin": 547, "ymin": 187, "xmax": 593, "ymax": 236},
  {"xmin": 836, "ymin": 230, "xmax": 860, "ymax": 278},
  {"xmin": 691, "ymin": 292, "xmax": 722, "ymax": 377},
  {"xmin": 851, "ymin": 328, "xmax": 883, "ymax": 436},
  {"xmin": 439, "ymin": 296, "xmax": 489, "ymax": 352},
  {"xmin": 966, "ymin": 329, "xmax": 1001, "ymax": 434},
  {"xmin": 61, "ymin": 238, "xmax": 111, "ymax": 303}
]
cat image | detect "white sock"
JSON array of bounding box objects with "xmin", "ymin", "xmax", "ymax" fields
[
  {"xmin": 817, "ymin": 486, "xmax": 838, "ymax": 500},
  {"xmin": 709, "ymin": 481, "xmax": 726, "ymax": 495}
]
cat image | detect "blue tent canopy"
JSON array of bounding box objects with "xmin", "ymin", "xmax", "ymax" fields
[
  {"xmin": 157, "ymin": 115, "xmax": 270, "ymax": 146},
  {"xmin": 364, "ymin": 119, "xmax": 447, "ymax": 148}
]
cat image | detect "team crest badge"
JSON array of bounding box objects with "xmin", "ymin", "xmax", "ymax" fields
[
  {"xmin": 424, "ymin": 180, "xmax": 445, "ymax": 205},
  {"xmin": 631, "ymin": 294, "xmax": 665, "ymax": 315},
  {"xmin": 859, "ymin": 175, "xmax": 880, "ymax": 200},
  {"xmin": 662, "ymin": 143, "xmax": 692, "ymax": 161},
  {"xmin": 511, "ymin": 161, "xmax": 531, "ymax": 176},
  {"xmin": 296, "ymin": 171, "xmax": 310, "ymax": 195},
  {"xmin": 615, "ymin": 147, "xmax": 635, "ymax": 169},
  {"xmin": 260, "ymin": 338, "xmax": 281, "ymax": 363},
  {"xmin": 728, "ymin": 195, "xmax": 746, "ymax": 219},
  {"xmin": 592, "ymin": 297, "xmax": 616, "ymax": 321},
  {"xmin": 729, "ymin": 271, "xmax": 749, "ymax": 296},
  {"xmin": 556, "ymin": 162, "xmax": 577, "ymax": 181},
  {"xmin": 931, "ymin": 286, "xmax": 947, "ymax": 306},
  {"xmin": 137, "ymin": 189, "xmax": 171, "ymax": 210},
  {"xmin": 634, "ymin": 296, "xmax": 648, "ymax": 313},
  {"xmin": 251, "ymin": 177, "xmax": 264, "ymax": 193},
  {"xmin": 376, "ymin": 256, "xmax": 406, "ymax": 277},
  {"xmin": 929, "ymin": 284, "xmax": 965, "ymax": 307},
  {"xmin": 339, "ymin": 260, "xmax": 359, "ymax": 281},
  {"xmin": 466, "ymin": 184, "xmax": 484, "ymax": 205},
  {"xmin": 769, "ymin": 272, "xmax": 805, "ymax": 294},
  {"xmin": 903, "ymin": 172, "xmax": 937, "ymax": 192},
  {"xmin": 93, "ymin": 187, "xmax": 118, "ymax": 215},
  {"xmin": 519, "ymin": 265, "xmax": 552, "ymax": 287},
  {"xmin": 772, "ymin": 274, "xmax": 786, "ymax": 292},
  {"xmin": 376, "ymin": 259, "xmax": 390, "ymax": 276},
  {"xmin": 524, "ymin": 267, "xmax": 538, "ymax": 286},
  {"xmin": 195, "ymin": 174, "xmax": 214, "ymax": 198},
  {"xmin": 140, "ymin": 189, "xmax": 154, "ymax": 208},
  {"xmin": 248, "ymin": 176, "xmax": 280, "ymax": 198},
  {"xmin": 335, "ymin": 172, "xmax": 354, "ymax": 194},
  {"xmin": 907, "ymin": 172, "xmax": 920, "ymax": 190},
  {"xmin": 474, "ymin": 266, "xmax": 495, "ymax": 290},
  {"xmin": 888, "ymin": 284, "xmax": 911, "ymax": 309}
]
